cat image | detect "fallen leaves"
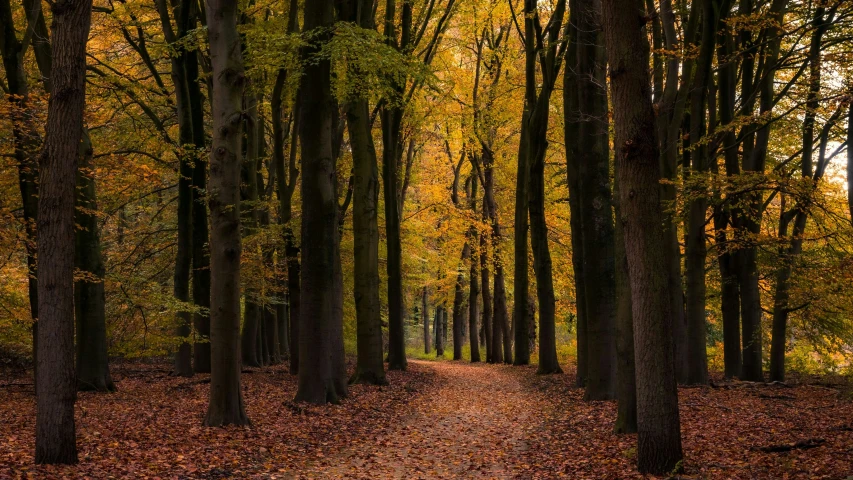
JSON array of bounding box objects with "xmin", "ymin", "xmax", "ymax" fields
[{"xmin": 0, "ymin": 360, "xmax": 851, "ymax": 479}]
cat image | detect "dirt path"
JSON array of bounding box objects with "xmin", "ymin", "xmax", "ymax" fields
[{"xmin": 300, "ymin": 360, "xmax": 545, "ymax": 479}]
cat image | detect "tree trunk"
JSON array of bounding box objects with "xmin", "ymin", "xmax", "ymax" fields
[
  {"xmin": 769, "ymin": 5, "xmax": 832, "ymax": 383},
  {"xmin": 203, "ymin": 0, "xmax": 249, "ymax": 426},
  {"xmin": 715, "ymin": 14, "xmax": 741, "ymax": 379},
  {"xmin": 240, "ymin": 92, "xmax": 262, "ymax": 368},
  {"xmin": 75, "ymin": 131, "xmax": 115, "ymax": 391},
  {"xmin": 35, "ymin": 0, "xmax": 93, "ymax": 464},
  {"xmin": 452, "ymin": 243, "xmax": 469, "ymax": 360},
  {"xmin": 684, "ymin": 0, "xmax": 723, "ymax": 386},
  {"xmin": 563, "ymin": 2, "xmax": 587, "ymax": 385},
  {"xmin": 435, "ymin": 306, "xmax": 444, "ymax": 357},
  {"xmin": 294, "ymin": 0, "xmax": 348, "ymax": 404},
  {"xmin": 422, "ymin": 287, "xmax": 430, "ymax": 354},
  {"xmin": 480, "ymin": 208, "xmax": 493, "ymax": 363},
  {"xmin": 613, "ymin": 164, "xmax": 636, "ymax": 434},
  {"xmin": 576, "ymin": 0, "xmax": 615, "ymax": 396},
  {"xmin": 348, "ymin": 95, "xmax": 386, "ymax": 385},
  {"xmin": 468, "ymin": 208, "xmax": 481, "ymax": 363},
  {"xmin": 184, "ymin": 0, "xmax": 211, "ymax": 375},
  {"xmin": 602, "ymin": 0, "xmax": 683, "ymax": 472}
]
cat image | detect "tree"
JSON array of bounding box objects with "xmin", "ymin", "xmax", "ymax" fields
[
  {"xmin": 514, "ymin": 0, "xmax": 566, "ymax": 374},
  {"xmin": 35, "ymin": 0, "xmax": 93, "ymax": 464},
  {"xmin": 75, "ymin": 130, "xmax": 115, "ymax": 391},
  {"xmin": 203, "ymin": 0, "xmax": 250, "ymax": 426},
  {"xmin": 601, "ymin": 0, "xmax": 683, "ymax": 472},
  {"xmin": 570, "ymin": 0, "xmax": 617, "ymax": 398},
  {"xmin": 295, "ymin": 0, "xmax": 349, "ymax": 404},
  {"xmin": 345, "ymin": 0, "xmax": 386, "ymax": 386}
]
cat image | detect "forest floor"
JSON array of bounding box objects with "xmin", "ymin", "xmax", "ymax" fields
[{"xmin": 1, "ymin": 358, "xmax": 852, "ymax": 479}]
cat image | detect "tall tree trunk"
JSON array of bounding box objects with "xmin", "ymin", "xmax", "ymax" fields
[
  {"xmin": 480, "ymin": 206, "xmax": 493, "ymax": 363},
  {"xmin": 35, "ymin": 0, "xmax": 93, "ymax": 464},
  {"xmin": 483, "ymin": 150, "xmax": 507, "ymax": 364},
  {"xmin": 452, "ymin": 244, "xmax": 469, "ymax": 360},
  {"xmin": 613, "ymin": 163, "xmax": 636, "ymax": 434},
  {"xmin": 576, "ymin": 0, "xmax": 615, "ymax": 396},
  {"xmin": 684, "ymin": 0, "xmax": 724, "ymax": 385},
  {"xmin": 348, "ymin": 95, "xmax": 386, "ymax": 384},
  {"xmin": 422, "ymin": 287, "xmax": 430, "ymax": 354},
  {"xmin": 563, "ymin": 1, "xmax": 587, "ymax": 386},
  {"xmin": 657, "ymin": 0, "xmax": 694, "ymax": 385},
  {"xmin": 75, "ymin": 131, "xmax": 115, "ymax": 391},
  {"xmin": 183, "ymin": 0, "xmax": 211, "ymax": 375},
  {"xmin": 715, "ymin": 13, "xmax": 741, "ymax": 379},
  {"xmin": 203, "ymin": 0, "xmax": 250, "ymax": 426},
  {"xmin": 740, "ymin": 0, "xmax": 788, "ymax": 382},
  {"xmin": 521, "ymin": 0, "xmax": 565, "ymax": 375},
  {"xmin": 602, "ymin": 0, "xmax": 683, "ymax": 472},
  {"xmin": 295, "ymin": 0, "xmax": 348, "ymax": 404},
  {"xmin": 380, "ymin": 0, "xmax": 409, "ymax": 372},
  {"xmin": 469, "ymin": 228, "xmax": 481, "ymax": 362},
  {"xmin": 157, "ymin": 0, "xmax": 196, "ymax": 376},
  {"xmin": 240, "ymin": 92, "xmax": 262, "ymax": 368},
  {"xmin": 435, "ymin": 306, "xmax": 444, "ymax": 357},
  {"xmin": 770, "ymin": 6, "xmax": 834, "ymax": 382}
]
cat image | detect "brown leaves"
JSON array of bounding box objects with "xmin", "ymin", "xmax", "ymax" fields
[{"xmin": 1, "ymin": 361, "xmax": 851, "ymax": 478}]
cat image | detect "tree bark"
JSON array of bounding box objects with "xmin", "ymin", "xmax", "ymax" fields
[
  {"xmin": 348, "ymin": 94, "xmax": 386, "ymax": 384},
  {"xmin": 740, "ymin": 0, "xmax": 788, "ymax": 382},
  {"xmin": 613, "ymin": 163, "xmax": 636, "ymax": 434},
  {"xmin": 203, "ymin": 0, "xmax": 250, "ymax": 426},
  {"xmin": 576, "ymin": 0, "xmax": 615, "ymax": 397},
  {"xmin": 563, "ymin": 1, "xmax": 587, "ymax": 386},
  {"xmin": 602, "ymin": 0, "xmax": 683, "ymax": 472},
  {"xmin": 422, "ymin": 287, "xmax": 430, "ymax": 354},
  {"xmin": 295, "ymin": 0, "xmax": 348, "ymax": 404},
  {"xmin": 35, "ymin": 0, "xmax": 93, "ymax": 464},
  {"xmin": 75, "ymin": 131, "xmax": 115, "ymax": 391},
  {"xmin": 452, "ymin": 243, "xmax": 470, "ymax": 360}
]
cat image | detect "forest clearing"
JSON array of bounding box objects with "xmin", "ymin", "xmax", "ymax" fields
[
  {"xmin": 4, "ymin": 0, "xmax": 853, "ymax": 477},
  {"xmin": 3, "ymin": 359, "xmax": 852, "ymax": 478}
]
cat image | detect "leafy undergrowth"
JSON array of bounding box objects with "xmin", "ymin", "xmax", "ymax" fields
[{"xmin": 1, "ymin": 360, "xmax": 851, "ymax": 479}]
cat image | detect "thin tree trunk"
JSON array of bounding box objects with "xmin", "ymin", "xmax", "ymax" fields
[
  {"xmin": 563, "ymin": 1, "xmax": 587, "ymax": 386},
  {"xmin": 422, "ymin": 287, "xmax": 430, "ymax": 354},
  {"xmin": 602, "ymin": 0, "xmax": 683, "ymax": 472},
  {"xmin": 716, "ymin": 13, "xmax": 741, "ymax": 379},
  {"xmin": 452, "ymin": 244, "xmax": 470, "ymax": 360},
  {"xmin": 769, "ymin": 5, "xmax": 833, "ymax": 383},
  {"xmin": 35, "ymin": 0, "xmax": 93, "ymax": 464},
  {"xmin": 75, "ymin": 131, "xmax": 115, "ymax": 391},
  {"xmin": 203, "ymin": 0, "xmax": 249, "ymax": 426},
  {"xmin": 740, "ymin": 0, "xmax": 788, "ymax": 382}
]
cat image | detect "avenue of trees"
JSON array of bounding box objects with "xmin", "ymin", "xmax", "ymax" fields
[{"xmin": 2, "ymin": 0, "xmax": 853, "ymax": 474}]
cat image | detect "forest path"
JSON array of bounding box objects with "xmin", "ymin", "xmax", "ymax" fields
[{"xmin": 300, "ymin": 360, "xmax": 545, "ymax": 479}]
